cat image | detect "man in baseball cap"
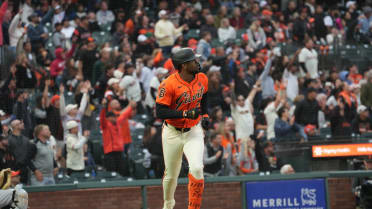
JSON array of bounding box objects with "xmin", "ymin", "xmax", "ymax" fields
[
  {"xmin": 352, "ymin": 105, "xmax": 372, "ymax": 134},
  {"xmin": 154, "ymin": 10, "xmax": 186, "ymax": 57},
  {"xmin": 59, "ymin": 83, "xmax": 89, "ymax": 139},
  {"xmin": 65, "ymin": 120, "xmax": 89, "ymax": 175},
  {"xmin": 65, "ymin": 104, "xmax": 78, "ymax": 115}
]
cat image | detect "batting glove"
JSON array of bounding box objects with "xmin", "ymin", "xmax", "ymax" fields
[{"xmin": 183, "ymin": 108, "xmax": 201, "ymax": 119}]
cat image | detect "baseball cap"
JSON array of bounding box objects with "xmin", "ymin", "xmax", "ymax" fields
[
  {"xmin": 50, "ymin": 95, "xmax": 60, "ymax": 105},
  {"xmin": 65, "ymin": 104, "xmax": 78, "ymax": 113},
  {"xmin": 262, "ymin": 9, "xmax": 273, "ymax": 16},
  {"xmin": 0, "ymin": 110, "xmax": 5, "ymax": 117},
  {"xmin": 11, "ymin": 170, "xmax": 20, "ymax": 177},
  {"xmin": 209, "ymin": 65, "xmax": 221, "ymax": 72},
  {"xmin": 137, "ymin": 34, "xmax": 148, "ymax": 43},
  {"xmin": 324, "ymin": 16, "xmax": 333, "ymax": 27},
  {"xmin": 358, "ymin": 105, "xmax": 368, "ymax": 114},
  {"xmin": 346, "ymin": 1, "xmax": 356, "ymax": 9},
  {"xmin": 158, "ymin": 10, "xmax": 167, "ymax": 18},
  {"xmin": 155, "ymin": 67, "xmax": 169, "ymax": 75},
  {"xmin": 66, "ymin": 120, "xmax": 78, "ymax": 130},
  {"xmin": 304, "ymin": 124, "xmax": 316, "ymax": 135},
  {"xmin": 188, "ymin": 39, "xmax": 198, "ymax": 50},
  {"xmin": 259, "ymin": 0, "xmax": 268, "ymax": 8},
  {"xmin": 113, "ymin": 70, "xmax": 124, "ymax": 79},
  {"xmin": 107, "ymin": 78, "xmax": 120, "ymax": 86},
  {"xmin": 87, "ymin": 37, "xmax": 95, "ymax": 43}
]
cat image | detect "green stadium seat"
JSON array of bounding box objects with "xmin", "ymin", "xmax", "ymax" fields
[
  {"xmin": 69, "ymin": 172, "xmax": 95, "ymax": 182},
  {"xmin": 236, "ymin": 29, "xmax": 246, "ymax": 39},
  {"xmin": 133, "ymin": 162, "xmax": 147, "ymax": 179},
  {"xmin": 98, "ymin": 23, "xmax": 112, "ymax": 32},
  {"xmin": 185, "ymin": 29, "xmax": 200, "ymax": 40},
  {"xmin": 132, "ymin": 114, "xmax": 149, "ymax": 124},
  {"xmin": 95, "ymin": 171, "xmax": 125, "ymax": 181},
  {"xmin": 319, "ymin": 127, "xmax": 331, "ymax": 136},
  {"xmin": 90, "ymin": 138, "xmax": 104, "ymax": 165},
  {"xmin": 92, "ymin": 31, "xmax": 112, "ymax": 47},
  {"xmin": 44, "ymin": 22, "xmax": 54, "ymax": 33},
  {"xmin": 45, "ymin": 38, "xmax": 55, "ymax": 57},
  {"xmin": 211, "ymin": 39, "xmax": 223, "ymax": 48}
]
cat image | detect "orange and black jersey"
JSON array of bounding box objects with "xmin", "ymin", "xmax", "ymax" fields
[{"xmin": 156, "ymin": 72, "xmax": 208, "ymax": 128}]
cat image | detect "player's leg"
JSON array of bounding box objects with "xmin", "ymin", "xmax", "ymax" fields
[
  {"xmin": 183, "ymin": 124, "xmax": 205, "ymax": 209},
  {"xmin": 162, "ymin": 124, "xmax": 184, "ymax": 209}
]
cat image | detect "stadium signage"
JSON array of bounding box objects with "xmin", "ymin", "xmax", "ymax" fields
[
  {"xmin": 312, "ymin": 143, "xmax": 372, "ymax": 158},
  {"xmin": 246, "ymin": 179, "xmax": 326, "ymax": 209}
]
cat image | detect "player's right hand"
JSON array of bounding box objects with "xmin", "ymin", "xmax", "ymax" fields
[{"xmin": 184, "ymin": 108, "xmax": 200, "ymax": 119}]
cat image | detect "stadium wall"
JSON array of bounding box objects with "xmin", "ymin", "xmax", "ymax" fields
[{"xmin": 26, "ymin": 174, "xmax": 360, "ymax": 209}]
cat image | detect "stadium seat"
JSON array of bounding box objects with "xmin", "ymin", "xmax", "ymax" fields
[
  {"xmin": 185, "ymin": 29, "xmax": 200, "ymax": 40},
  {"xmin": 90, "ymin": 138, "xmax": 104, "ymax": 165},
  {"xmin": 211, "ymin": 39, "xmax": 223, "ymax": 48},
  {"xmin": 133, "ymin": 162, "xmax": 147, "ymax": 179},
  {"xmin": 132, "ymin": 114, "xmax": 149, "ymax": 125},
  {"xmin": 95, "ymin": 170, "xmax": 126, "ymax": 181},
  {"xmin": 98, "ymin": 23, "xmax": 112, "ymax": 32},
  {"xmin": 319, "ymin": 127, "xmax": 331, "ymax": 136},
  {"xmin": 92, "ymin": 31, "xmax": 112, "ymax": 47},
  {"xmin": 236, "ymin": 29, "xmax": 246, "ymax": 39},
  {"xmin": 45, "ymin": 39, "xmax": 55, "ymax": 57},
  {"xmin": 44, "ymin": 22, "xmax": 54, "ymax": 33},
  {"xmin": 69, "ymin": 172, "xmax": 95, "ymax": 182}
]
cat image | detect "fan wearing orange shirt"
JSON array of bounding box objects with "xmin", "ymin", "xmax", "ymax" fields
[{"xmin": 156, "ymin": 48, "xmax": 209, "ymax": 209}]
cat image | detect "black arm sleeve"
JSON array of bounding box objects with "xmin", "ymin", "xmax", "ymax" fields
[
  {"xmin": 201, "ymin": 92, "xmax": 208, "ymax": 115},
  {"xmin": 300, "ymin": 62, "xmax": 308, "ymax": 73},
  {"xmin": 156, "ymin": 103, "xmax": 183, "ymax": 119}
]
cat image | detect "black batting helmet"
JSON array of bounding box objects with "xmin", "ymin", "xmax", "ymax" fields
[{"xmin": 171, "ymin": 48, "xmax": 200, "ymax": 70}]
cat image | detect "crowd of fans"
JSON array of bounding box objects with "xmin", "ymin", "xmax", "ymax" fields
[{"xmin": 0, "ymin": 0, "xmax": 371, "ymax": 186}]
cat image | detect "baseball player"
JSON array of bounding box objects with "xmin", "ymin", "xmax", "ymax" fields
[{"xmin": 156, "ymin": 48, "xmax": 209, "ymax": 209}]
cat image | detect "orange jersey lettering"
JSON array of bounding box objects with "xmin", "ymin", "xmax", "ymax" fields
[{"xmin": 156, "ymin": 72, "xmax": 208, "ymax": 128}]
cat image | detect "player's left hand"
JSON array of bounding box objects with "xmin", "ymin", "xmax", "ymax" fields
[{"xmin": 201, "ymin": 117, "xmax": 210, "ymax": 130}]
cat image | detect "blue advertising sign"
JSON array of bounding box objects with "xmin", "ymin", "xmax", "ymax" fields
[{"xmin": 246, "ymin": 179, "xmax": 326, "ymax": 209}]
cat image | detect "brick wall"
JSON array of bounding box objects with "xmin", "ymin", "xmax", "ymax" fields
[
  {"xmin": 328, "ymin": 178, "xmax": 356, "ymax": 209},
  {"xmin": 28, "ymin": 179, "xmax": 355, "ymax": 209},
  {"xmin": 29, "ymin": 187, "xmax": 143, "ymax": 209},
  {"xmin": 28, "ymin": 182, "xmax": 241, "ymax": 209}
]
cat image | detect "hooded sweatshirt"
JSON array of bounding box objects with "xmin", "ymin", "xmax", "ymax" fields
[{"xmin": 50, "ymin": 45, "xmax": 76, "ymax": 77}]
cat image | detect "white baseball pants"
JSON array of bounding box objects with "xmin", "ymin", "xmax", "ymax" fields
[{"xmin": 162, "ymin": 122, "xmax": 205, "ymax": 209}]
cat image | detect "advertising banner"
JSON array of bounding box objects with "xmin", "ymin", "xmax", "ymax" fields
[
  {"xmin": 312, "ymin": 143, "xmax": 372, "ymax": 158},
  {"xmin": 246, "ymin": 179, "xmax": 326, "ymax": 209}
]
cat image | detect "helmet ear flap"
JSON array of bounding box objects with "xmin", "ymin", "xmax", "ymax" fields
[{"xmin": 177, "ymin": 63, "xmax": 184, "ymax": 72}]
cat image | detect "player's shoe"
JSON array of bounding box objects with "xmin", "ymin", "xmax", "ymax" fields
[{"xmin": 163, "ymin": 199, "xmax": 175, "ymax": 209}]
